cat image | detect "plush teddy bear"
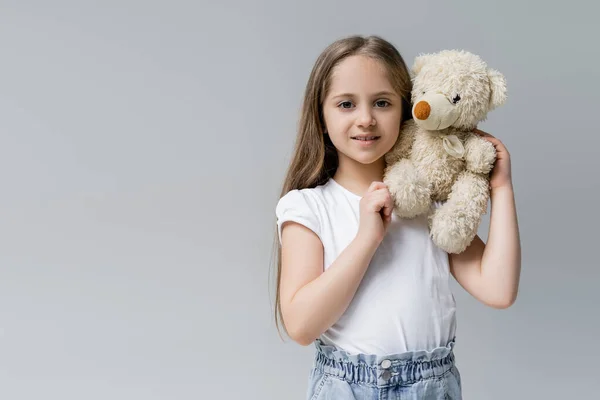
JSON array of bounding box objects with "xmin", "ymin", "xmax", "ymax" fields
[{"xmin": 383, "ymin": 50, "xmax": 507, "ymax": 254}]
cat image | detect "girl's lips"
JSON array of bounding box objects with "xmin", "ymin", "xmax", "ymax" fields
[
  {"xmin": 351, "ymin": 135, "xmax": 380, "ymax": 140},
  {"xmin": 352, "ymin": 136, "xmax": 380, "ymax": 146}
]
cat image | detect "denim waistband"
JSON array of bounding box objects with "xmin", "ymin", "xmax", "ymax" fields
[{"xmin": 313, "ymin": 338, "xmax": 456, "ymax": 388}]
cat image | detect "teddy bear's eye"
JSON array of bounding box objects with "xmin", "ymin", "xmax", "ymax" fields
[{"xmin": 452, "ymin": 94, "xmax": 461, "ymax": 104}]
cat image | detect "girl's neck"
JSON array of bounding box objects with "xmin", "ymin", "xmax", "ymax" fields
[{"xmin": 332, "ymin": 156, "xmax": 385, "ymax": 197}]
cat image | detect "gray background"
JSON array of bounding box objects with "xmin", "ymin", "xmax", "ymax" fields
[{"xmin": 0, "ymin": 1, "xmax": 597, "ymax": 399}]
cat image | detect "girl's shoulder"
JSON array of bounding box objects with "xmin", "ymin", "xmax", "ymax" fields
[
  {"xmin": 276, "ymin": 180, "xmax": 332, "ymax": 211},
  {"xmin": 276, "ymin": 186, "xmax": 323, "ymax": 222},
  {"xmin": 275, "ymin": 184, "xmax": 329, "ymax": 244}
]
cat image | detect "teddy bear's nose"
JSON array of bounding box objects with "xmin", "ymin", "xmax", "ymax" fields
[{"xmin": 414, "ymin": 101, "xmax": 431, "ymax": 120}]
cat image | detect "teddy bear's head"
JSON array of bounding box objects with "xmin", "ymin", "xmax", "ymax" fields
[{"xmin": 409, "ymin": 50, "xmax": 507, "ymax": 131}]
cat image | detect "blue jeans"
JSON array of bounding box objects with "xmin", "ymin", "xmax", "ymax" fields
[{"xmin": 306, "ymin": 338, "xmax": 462, "ymax": 399}]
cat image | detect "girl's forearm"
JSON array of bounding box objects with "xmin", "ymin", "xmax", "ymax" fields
[
  {"xmin": 285, "ymin": 234, "xmax": 379, "ymax": 345},
  {"xmin": 480, "ymin": 184, "xmax": 522, "ymax": 307}
]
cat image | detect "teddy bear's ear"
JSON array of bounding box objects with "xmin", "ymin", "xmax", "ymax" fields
[
  {"xmin": 411, "ymin": 54, "xmax": 432, "ymax": 76},
  {"xmin": 487, "ymin": 68, "xmax": 507, "ymax": 110}
]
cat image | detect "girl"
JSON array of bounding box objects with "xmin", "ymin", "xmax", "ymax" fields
[{"xmin": 273, "ymin": 35, "xmax": 521, "ymax": 399}]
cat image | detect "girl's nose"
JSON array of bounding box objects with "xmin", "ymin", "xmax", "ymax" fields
[{"xmin": 357, "ymin": 108, "xmax": 376, "ymax": 127}]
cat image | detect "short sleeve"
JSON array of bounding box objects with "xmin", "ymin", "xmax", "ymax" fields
[{"xmin": 275, "ymin": 189, "xmax": 321, "ymax": 245}]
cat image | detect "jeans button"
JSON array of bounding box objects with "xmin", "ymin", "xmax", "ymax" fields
[{"xmin": 381, "ymin": 359, "xmax": 391, "ymax": 369}]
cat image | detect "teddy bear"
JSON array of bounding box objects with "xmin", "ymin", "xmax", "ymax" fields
[{"xmin": 383, "ymin": 49, "xmax": 507, "ymax": 254}]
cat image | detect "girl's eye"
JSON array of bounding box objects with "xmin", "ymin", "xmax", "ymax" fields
[{"xmin": 337, "ymin": 100, "xmax": 390, "ymax": 109}]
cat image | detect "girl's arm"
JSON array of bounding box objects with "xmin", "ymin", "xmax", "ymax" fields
[
  {"xmin": 279, "ymin": 223, "xmax": 380, "ymax": 345},
  {"xmin": 449, "ymin": 129, "xmax": 522, "ymax": 309}
]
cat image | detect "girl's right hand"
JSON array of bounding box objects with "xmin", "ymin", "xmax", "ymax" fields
[{"xmin": 357, "ymin": 181, "xmax": 394, "ymax": 246}]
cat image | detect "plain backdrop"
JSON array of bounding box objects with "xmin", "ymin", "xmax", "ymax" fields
[{"xmin": 0, "ymin": 1, "xmax": 598, "ymax": 399}]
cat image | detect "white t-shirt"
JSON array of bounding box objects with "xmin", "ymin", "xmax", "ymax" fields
[{"xmin": 275, "ymin": 178, "xmax": 457, "ymax": 355}]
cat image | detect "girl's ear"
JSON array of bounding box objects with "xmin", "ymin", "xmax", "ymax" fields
[
  {"xmin": 411, "ymin": 53, "xmax": 432, "ymax": 76},
  {"xmin": 487, "ymin": 68, "xmax": 507, "ymax": 110}
]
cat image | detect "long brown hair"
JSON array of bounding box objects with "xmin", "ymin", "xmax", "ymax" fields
[{"xmin": 270, "ymin": 35, "xmax": 413, "ymax": 338}]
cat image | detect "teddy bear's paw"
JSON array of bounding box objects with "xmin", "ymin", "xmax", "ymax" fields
[
  {"xmin": 465, "ymin": 135, "xmax": 497, "ymax": 174},
  {"xmin": 429, "ymin": 205, "xmax": 478, "ymax": 254},
  {"xmin": 383, "ymin": 159, "xmax": 431, "ymax": 218}
]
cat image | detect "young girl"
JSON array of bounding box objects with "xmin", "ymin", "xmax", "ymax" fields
[{"xmin": 273, "ymin": 35, "xmax": 521, "ymax": 399}]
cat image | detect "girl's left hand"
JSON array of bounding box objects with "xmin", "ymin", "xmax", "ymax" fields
[{"xmin": 473, "ymin": 128, "xmax": 512, "ymax": 190}]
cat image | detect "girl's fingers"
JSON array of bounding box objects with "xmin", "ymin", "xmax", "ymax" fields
[
  {"xmin": 375, "ymin": 188, "xmax": 393, "ymax": 217},
  {"xmin": 384, "ymin": 190, "xmax": 393, "ymax": 217},
  {"xmin": 367, "ymin": 181, "xmax": 387, "ymax": 193},
  {"xmin": 474, "ymin": 128, "xmax": 498, "ymax": 141},
  {"xmin": 364, "ymin": 183, "xmax": 394, "ymax": 220},
  {"xmin": 473, "ymin": 128, "xmax": 491, "ymax": 137},
  {"xmin": 474, "ymin": 128, "xmax": 504, "ymax": 147}
]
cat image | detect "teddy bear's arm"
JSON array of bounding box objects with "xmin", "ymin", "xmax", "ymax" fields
[
  {"xmin": 464, "ymin": 134, "xmax": 496, "ymax": 174},
  {"xmin": 384, "ymin": 119, "xmax": 417, "ymax": 165}
]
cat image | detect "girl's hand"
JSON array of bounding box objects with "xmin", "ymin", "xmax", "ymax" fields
[
  {"xmin": 474, "ymin": 128, "xmax": 513, "ymax": 190},
  {"xmin": 356, "ymin": 182, "xmax": 394, "ymax": 246}
]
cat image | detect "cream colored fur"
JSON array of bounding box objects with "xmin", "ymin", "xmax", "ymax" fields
[{"xmin": 383, "ymin": 50, "xmax": 507, "ymax": 254}]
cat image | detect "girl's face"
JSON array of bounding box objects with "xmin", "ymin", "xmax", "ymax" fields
[{"xmin": 322, "ymin": 55, "xmax": 403, "ymax": 166}]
